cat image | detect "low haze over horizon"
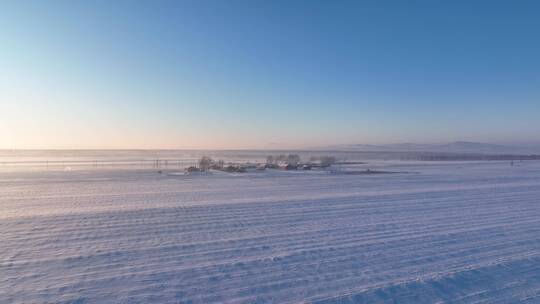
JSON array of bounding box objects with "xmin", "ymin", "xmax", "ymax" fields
[{"xmin": 1, "ymin": 0, "xmax": 539, "ymax": 149}]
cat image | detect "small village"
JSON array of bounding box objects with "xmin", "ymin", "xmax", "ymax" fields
[{"xmin": 185, "ymin": 154, "xmax": 337, "ymax": 174}]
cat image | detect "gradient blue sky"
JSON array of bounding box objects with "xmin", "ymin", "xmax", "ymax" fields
[{"xmin": 1, "ymin": 0, "xmax": 539, "ymax": 149}]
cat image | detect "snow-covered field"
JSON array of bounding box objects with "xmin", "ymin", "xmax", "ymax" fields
[{"xmin": 2, "ymin": 160, "xmax": 540, "ymax": 303}]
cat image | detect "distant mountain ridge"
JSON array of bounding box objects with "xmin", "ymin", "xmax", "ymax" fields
[{"xmin": 318, "ymin": 141, "xmax": 540, "ymax": 155}]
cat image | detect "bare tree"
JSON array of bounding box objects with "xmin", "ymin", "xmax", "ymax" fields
[
  {"xmin": 276, "ymin": 154, "xmax": 287, "ymax": 163},
  {"xmin": 217, "ymin": 159, "xmax": 225, "ymax": 169},
  {"xmin": 198, "ymin": 156, "xmax": 213, "ymax": 171}
]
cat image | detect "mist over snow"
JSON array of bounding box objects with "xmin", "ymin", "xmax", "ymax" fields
[{"xmin": 317, "ymin": 141, "xmax": 540, "ymax": 155}]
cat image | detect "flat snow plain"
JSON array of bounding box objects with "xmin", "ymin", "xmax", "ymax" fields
[{"xmin": 1, "ymin": 161, "xmax": 540, "ymax": 303}]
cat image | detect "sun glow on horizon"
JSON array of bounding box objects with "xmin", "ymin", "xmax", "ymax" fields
[{"xmin": 1, "ymin": 1, "xmax": 539, "ymax": 149}]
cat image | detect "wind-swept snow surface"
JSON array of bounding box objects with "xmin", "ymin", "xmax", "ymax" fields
[{"xmin": 2, "ymin": 161, "xmax": 540, "ymax": 303}]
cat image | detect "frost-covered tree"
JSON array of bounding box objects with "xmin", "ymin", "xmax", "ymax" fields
[{"xmin": 287, "ymin": 154, "xmax": 301, "ymax": 166}]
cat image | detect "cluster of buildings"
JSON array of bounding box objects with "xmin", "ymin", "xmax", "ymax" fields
[{"xmin": 185, "ymin": 154, "xmax": 336, "ymax": 174}]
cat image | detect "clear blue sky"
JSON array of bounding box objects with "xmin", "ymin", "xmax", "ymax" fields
[{"xmin": 1, "ymin": 0, "xmax": 539, "ymax": 149}]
